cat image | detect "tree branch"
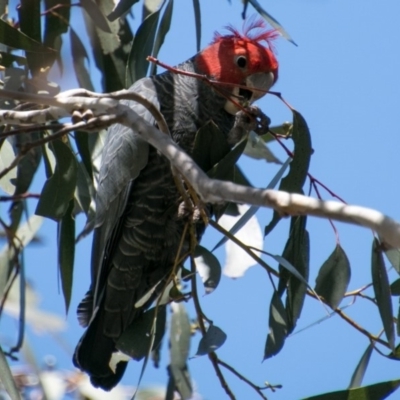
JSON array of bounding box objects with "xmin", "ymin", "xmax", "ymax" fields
[{"xmin": 1, "ymin": 89, "xmax": 400, "ymax": 249}]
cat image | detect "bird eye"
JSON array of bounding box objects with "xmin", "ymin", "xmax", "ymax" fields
[{"xmin": 236, "ymin": 56, "xmax": 247, "ymax": 68}]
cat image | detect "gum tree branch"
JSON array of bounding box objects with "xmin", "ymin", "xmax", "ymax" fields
[{"xmin": 1, "ymin": 89, "xmax": 400, "ymax": 249}]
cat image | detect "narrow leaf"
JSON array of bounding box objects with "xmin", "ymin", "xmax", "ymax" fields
[
  {"xmin": 0, "ymin": 19, "xmax": 54, "ymax": 53},
  {"xmin": 58, "ymin": 200, "xmax": 75, "ymax": 314},
  {"xmin": 390, "ymin": 279, "xmax": 400, "ymax": 296},
  {"xmin": 35, "ymin": 139, "xmax": 78, "ymax": 221},
  {"xmin": 108, "ymin": 0, "xmax": 141, "ymax": 21},
  {"xmin": 0, "ymin": 345, "xmax": 20, "ymax": 400},
  {"xmin": 247, "ymin": 0, "xmax": 297, "ymax": 45},
  {"xmin": 385, "ymin": 248, "xmax": 400, "ymax": 274},
  {"xmin": 315, "ymin": 245, "xmax": 351, "ymax": 309},
  {"xmin": 192, "ymin": 0, "xmax": 201, "ymax": 51},
  {"xmin": 169, "ymin": 302, "xmax": 192, "ymax": 399},
  {"xmin": 348, "ymin": 343, "xmax": 373, "ymax": 388},
  {"xmin": 70, "ymin": 28, "xmax": 94, "ymax": 91},
  {"xmin": 265, "ymin": 110, "xmax": 312, "ymax": 236},
  {"xmin": 126, "ymin": 4, "xmax": 163, "ymax": 84},
  {"xmin": 194, "ymin": 325, "xmax": 227, "ymax": 357},
  {"xmin": 371, "ymin": 238, "xmax": 395, "ymax": 350},
  {"xmin": 264, "ymin": 291, "xmax": 287, "ymax": 360},
  {"xmin": 80, "ymin": 0, "xmax": 111, "ymax": 33},
  {"xmin": 301, "ymin": 379, "xmax": 400, "ymax": 400},
  {"xmin": 150, "ymin": 0, "xmax": 173, "ymax": 76},
  {"xmin": 194, "ymin": 245, "xmax": 221, "ymax": 294},
  {"xmin": 212, "ymin": 157, "xmax": 291, "ymax": 251}
]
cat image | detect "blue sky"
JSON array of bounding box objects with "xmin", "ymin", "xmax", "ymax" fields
[{"xmin": 3, "ymin": 0, "xmax": 400, "ymax": 399}]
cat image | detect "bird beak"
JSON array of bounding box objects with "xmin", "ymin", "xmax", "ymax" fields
[
  {"xmin": 224, "ymin": 71, "xmax": 275, "ymax": 115},
  {"xmin": 246, "ymin": 72, "xmax": 275, "ymax": 101}
]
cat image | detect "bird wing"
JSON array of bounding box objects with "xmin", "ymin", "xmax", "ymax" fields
[{"xmin": 77, "ymin": 77, "xmax": 160, "ymax": 327}]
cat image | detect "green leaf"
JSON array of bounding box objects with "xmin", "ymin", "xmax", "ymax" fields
[
  {"xmin": 108, "ymin": 0, "xmax": 141, "ymax": 21},
  {"xmin": 0, "ymin": 345, "xmax": 20, "ymax": 400},
  {"xmin": 150, "ymin": 0, "xmax": 174, "ymax": 76},
  {"xmin": 116, "ymin": 305, "xmax": 167, "ymax": 360},
  {"xmin": 264, "ymin": 291, "xmax": 287, "ymax": 360},
  {"xmin": 70, "ymin": 28, "xmax": 95, "ymax": 91},
  {"xmin": 247, "ymin": 0, "xmax": 297, "ymax": 45},
  {"xmin": 58, "ymin": 200, "xmax": 75, "ymax": 314},
  {"xmin": 390, "ymin": 279, "xmax": 400, "ymax": 296},
  {"xmin": 192, "ymin": 0, "xmax": 201, "ymax": 52},
  {"xmin": 80, "ymin": 0, "xmax": 111, "ymax": 33},
  {"xmin": 0, "ymin": 19, "xmax": 53, "ymax": 53},
  {"xmin": 192, "ymin": 121, "xmax": 231, "ymax": 173},
  {"xmin": 348, "ymin": 343, "xmax": 373, "ymax": 388},
  {"xmin": 385, "ymin": 248, "xmax": 400, "ymax": 274},
  {"xmin": 169, "ymin": 302, "xmax": 192, "ymax": 399},
  {"xmin": 278, "ymin": 216, "xmax": 310, "ymax": 333},
  {"xmin": 371, "ymin": 238, "xmax": 395, "ymax": 350},
  {"xmin": 194, "ymin": 324, "xmax": 227, "ymax": 357},
  {"xmin": 212, "ymin": 157, "xmax": 291, "ymax": 251},
  {"xmin": 35, "ymin": 139, "xmax": 78, "ymax": 221},
  {"xmin": 126, "ymin": 3, "xmax": 163, "ymax": 84},
  {"xmin": 0, "ymin": 52, "xmax": 26, "ymax": 67},
  {"xmin": 17, "ymin": 0, "xmax": 42, "ymax": 76},
  {"xmin": 265, "ymin": 110, "xmax": 312, "ymax": 236},
  {"xmin": 301, "ymin": 379, "xmax": 400, "ymax": 400},
  {"xmin": 194, "ymin": 245, "xmax": 221, "ymax": 294},
  {"xmin": 315, "ymin": 245, "xmax": 351, "ymax": 309},
  {"xmin": 0, "ymin": 139, "xmax": 17, "ymax": 195}
]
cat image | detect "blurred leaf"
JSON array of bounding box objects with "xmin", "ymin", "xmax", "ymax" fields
[
  {"xmin": 194, "ymin": 324, "xmax": 227, "ymax": 357},
  {"xmin": 371, "ymin": 238, "xmax": 395, "ymax": 350},
  {"xmin": 192, "ymin": 122, "xmax": 231, "ymax": 173},
  {"xmin": 0, "ymin": 19, "xmax": 53, "ymax": 53},
  {"xmin": 117, "ymin": 305, "xmax": 166, "ymax": 360},
  {"xmin": 389, "ymin": 342, "xmax": 400, "ymax": 360},
  {"xmin": 301, "ymin": 379, "xmax": 400, "ymax": 400},
  {"xmin": 43, "ymin": 0, "xmax": 71, "ymax": 71},
  {"xmin": 127, "ymin": 3, "xmax": 163, "ymax": 84},
  {"xmin": 264, "ymin": 291, "xmax": 287, "ymax": 360},
  {"xmin": 0, "ymin": 345, "xmax": 20, "ymax": 400},
  {"xmin": 244, "ymin": 130, "xmax": 281, "ymax": 164},
  {"xmin": 0, "ymin": 53, "xmax": 26, "ymax": 67},
  {"xmin": 169, "ymin": 302, "xmax": 192, "ymax": 399},
  {"xmin": 208, "ymin": 138, "xmax": 248, "ymax": 181},
  {"xmin": 278, "ymin": 216, "xmax": 310, "ymax": 333},
  {"xmin": 194, "ymin": 245, "xmax": 221, "ymax": 294},
  {"xmin": 75, "ymin": 161, "xmax": 95, "ymax": 216},
  {"xmin": 265, "ymin": 110, "xmax": 312, "ymax": 236},
  {"xmin": 192, "ymin": 0, "xmax": 201, "ymax": 51},
  {"xmin": 315, "ymin": 245, "xmax": 351, "ymax": 309},
  {"xmin": 385, "ymin": 248, "xmax": 400, "ymax": 274},
  {"xmin": 58, "ymin": 200, "xmax": 75, "ymax": 314},
  {"xmin": 212, "ymin": 157, "xmax": 291, "ymax": 252},
  {"xmin": 150, "ymin": 0, "xmax": 174, "ymax": 75},
  {"xmin": 108, "ymin": 0, "xmax": 141, "ymax": 21},
  {"xmin": 0, "ymin": 139, "xmax": 17, "ymax": 195},
  {"xmin": 348, "ymin": 343, "xmax": 373, "ymax": 388},
  {"xmin": 35, "ymin": 139, "xmax": 78, "ymax": 221},
  {"xmin": 70, "ymin": 28, "xmax": 95, "ymax": 91},
  {"xmin": 80, "ymin": 0, "xmax": 111, "ymax": 33},
  {"xmin": 390, "ymin": 279, "xmax": 400, "ymax": 296},
  {"xmin": 17, "ymin": 0, "xmax": 42, "ymax": 76},
  {"xmin": 247, "ymin": 0, "xmax": 297, "ymax": 45}
]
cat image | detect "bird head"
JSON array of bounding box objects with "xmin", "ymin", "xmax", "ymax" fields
[{"xmin": 195, "ymin": 19, "xmax": 279, "ymax": 114}]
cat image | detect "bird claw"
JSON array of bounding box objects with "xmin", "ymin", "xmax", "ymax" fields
[
  {"xmin": 228, "ymin": 105, "xmax": 271, "ymax": 145},
  {"xmin": 177, "ymin": 200, "xmax": 209, "ymax": 223}
]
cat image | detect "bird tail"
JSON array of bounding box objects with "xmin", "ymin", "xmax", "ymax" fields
[{"xmin": 73, "ymin": 306, "xmax": 127, "ymax": 391}]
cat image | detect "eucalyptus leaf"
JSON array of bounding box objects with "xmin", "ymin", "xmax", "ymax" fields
[
  {"xmin": 192, "ymin": 0, "xmax": 201, "ymax": 51},
  {"xmin": 35, "ymin": 139, "xmax": 78, "ymax": 221},
  {"xmin": 371, "ymin": 238, "xmax": 395, "ymax": 350},
  {"xmin": 108, "ymin": 0, "xmax": 141, "ymax": 21},
  {"xmin": 301, "ymin": 379, "xmax": 400, "ymax": 400},
  {"xmin": 348, "ymin": 343, "xmax": 373, "ymax": 388},
  {"xmin": 0, "ymin": 345, "xmax": 20, "ymax": 400},
  {"xmin": 315, "ymin": 245, "xmax": 351, "ymax": 309},
  {"xmin": 194, "ymin": 245, "xmax": 221, "ymax": 294},
  {"xmin": 80, "ymin": 0, "xmax": 111, "ymax": 33},
  {"xmin": 264, "ymin": 291, "xmax": 287, "ymax": 360},
  {"xmin": 194, "ymin": 324, "xmax": 227, "ymax": 357}
]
